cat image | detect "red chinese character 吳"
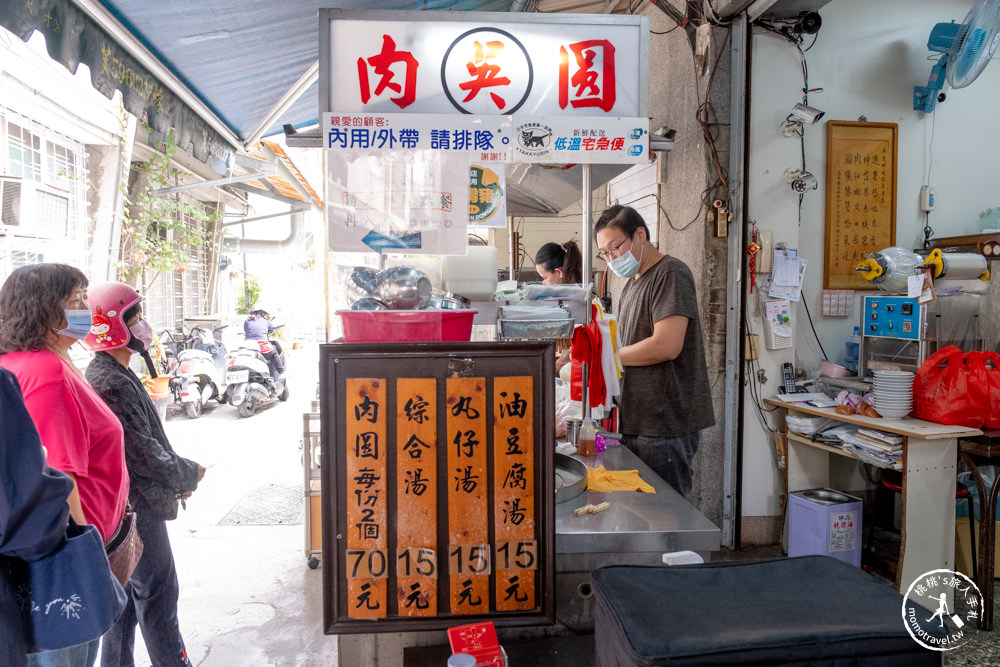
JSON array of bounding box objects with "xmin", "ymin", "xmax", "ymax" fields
[
  {"xmin": 459, "ymin": 40, "xmax": 511, "ymax": 109},
  {"xmin": 559, "ymin": 40, "xmax": 616, "ymax": 112},
  {"xmin": 357, "ymin": 35, "xmax": 418, "ymax": 109}
]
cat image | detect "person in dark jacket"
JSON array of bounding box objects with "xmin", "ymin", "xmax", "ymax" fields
[
  {"xmin": 1, "ymin": 367, "xmax": 75, "ymax": 667},
  {"xmin": 83, "ymin": 283, "xmax": 204, "ymax": 667}
]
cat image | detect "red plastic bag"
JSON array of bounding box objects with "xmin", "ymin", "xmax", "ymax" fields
[
  {"xmin": 980, "ymin": 351, "xmax": 1000, "ymax": 430},
  {"xmin": 912, "ymin": 345, "xmax": 988, "ymax": 428}
]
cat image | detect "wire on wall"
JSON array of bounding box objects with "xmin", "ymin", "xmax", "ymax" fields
[
  {"xmin": 696, "ymin": 26, "xmax": 734, "ymax": 214},
  {"xmin": 923, "ymin": 107, "xmax": 937, "ymax": 249},
  {"xmin": 743, "ymin": 309, "xmax": 778, "ymax": 435},
  {"xmin": 643, "ymin": 0, "xmax": 734, "ymax": 223},
  {"xmin": 799, "ymin": 290, "xmax": 829, "ymax": 361}
]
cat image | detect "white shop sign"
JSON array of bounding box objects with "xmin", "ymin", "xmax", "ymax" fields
[{"xmin": 321, "ymin": 11, "xmax": 648, "ymax": 118}]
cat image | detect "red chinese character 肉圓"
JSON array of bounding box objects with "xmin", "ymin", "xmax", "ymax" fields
[{"xmin": 357, "ymin": 35, "xmax": 419, "ymax": 109}]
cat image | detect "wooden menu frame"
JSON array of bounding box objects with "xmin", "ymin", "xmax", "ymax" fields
[
  {"xmin": 320, "ymin": 341, "xmax": 556, "ymax": 634},
  {"xmin": 824, "ymin": 121, "xmax": 898, "ymax": 289}
]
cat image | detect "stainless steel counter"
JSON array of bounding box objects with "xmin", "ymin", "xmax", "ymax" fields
[
  {"xmin": 556, "ymin": 444, "xmax": 721, "ymax": 555},
  {"xmin": 553, "ymin": 444, "xmax": 720, "ymax": 630}
]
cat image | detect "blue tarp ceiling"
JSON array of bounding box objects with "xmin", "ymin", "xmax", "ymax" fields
[
  {"xmin": 96, "ymin": 0, "xmax": 513, "ymax": 138},
  {"xmin": 0, "ymin": 1, "xmax": 513, "ymax": 172}
]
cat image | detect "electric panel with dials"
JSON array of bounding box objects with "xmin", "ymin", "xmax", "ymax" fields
[{"xmin": 862, "ymin": 296, "xmax": 921, "ymax": 340}]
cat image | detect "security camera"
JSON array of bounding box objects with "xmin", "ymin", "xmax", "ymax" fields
[
  {"xmin": 785, "ymin": 169, "xmax": 818, "ymax": 193},
  {"xmin": 794, "ymin": 11, "xmax": 822, "ymax": 35},
  {"xmin": 790, "ymin": 103, "xmax": 825, "ymax": 125},
  {"xmin": 792, "ymin": 173, "xmax": 818, "ymax": 193}
]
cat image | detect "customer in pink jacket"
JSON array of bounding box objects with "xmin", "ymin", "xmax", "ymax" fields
[{"xmin": 0, "ymin": 264, "xmax": 129, "ymax": 667}]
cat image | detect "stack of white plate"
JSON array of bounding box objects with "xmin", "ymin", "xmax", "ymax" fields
[{"xmin": 872, "ymin": 370, "xmax": 914, "ymax": 419}]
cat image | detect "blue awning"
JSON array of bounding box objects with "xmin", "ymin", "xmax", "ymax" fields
[{"xmin": 0, "ymin": 0, "xmax": 513, "ymax": 172}]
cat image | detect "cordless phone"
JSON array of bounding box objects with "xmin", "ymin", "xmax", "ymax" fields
[{"xmin": 782, "ymin": 362, "xmax": 797, "ymax": 394}]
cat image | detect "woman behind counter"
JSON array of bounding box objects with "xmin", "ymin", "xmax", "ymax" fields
[{"xmin": 535, "ymin": 240, "xmax": 582, "ymax": 285}]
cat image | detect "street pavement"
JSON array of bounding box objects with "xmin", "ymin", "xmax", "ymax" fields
[{"xmin": 125, "ymin": 343, "xmax": 338, "ymax": 666}]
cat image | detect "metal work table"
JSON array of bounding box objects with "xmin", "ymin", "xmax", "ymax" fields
[
  {"xmin": 338, "ymin": 443, "xmax": 722, "ymax": 663},
  {"xmin": 556, "ymin": 445, "xmax": 721, "ymax": 555},
  {"xmin": 553, "ymin": 444, "xmax": 721, "ymax": 630}
]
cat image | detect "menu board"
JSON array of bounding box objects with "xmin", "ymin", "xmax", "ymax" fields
[
  {"xmin": 321, "ymin": 342, "xmax": 555, "ymax": 634},
  {"xmin": 823, "ymin": 121, "xmax": 898, "ymax": 290}
]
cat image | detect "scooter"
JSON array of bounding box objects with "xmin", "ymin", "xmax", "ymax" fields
[
  {"xmin": 174, "ymin": 325, "xmax": 229, "ymax": 419},
  {"xmin": 224, "ymin": 325, "xmax": 288, "ymax": 418}
]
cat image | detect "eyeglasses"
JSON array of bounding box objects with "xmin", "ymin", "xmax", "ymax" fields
[{"xmin": 597, "ymin": 236, "xmax": 632, "ymax": 263}]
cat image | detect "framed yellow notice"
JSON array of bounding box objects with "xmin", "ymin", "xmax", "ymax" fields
[{"xmin": 824, "ymin": 121, "xmax": 898, "ymax": 289}]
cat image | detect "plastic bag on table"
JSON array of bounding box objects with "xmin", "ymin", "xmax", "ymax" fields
[
  {"xmin": 554, "ymin": 378, "xmax": 581, "ymax": 439},
  {"xmin": 981, "ymin": 351, "xmax": 1000, "ymax": 430},
  {"xmin": 912, "ymin": 345, "xmax": 988, "ymax": 428}
]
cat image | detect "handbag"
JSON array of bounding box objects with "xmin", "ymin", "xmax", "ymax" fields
[
  {"xmin": 11, "ymin": 518, "xmax": 126, "ymax": 652},
  {"xmin": 104, "ymin": 504, "xmax": 144, "ymax": 587}
]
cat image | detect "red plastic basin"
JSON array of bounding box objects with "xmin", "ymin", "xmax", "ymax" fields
[{"xmin": 337, "ymin": 309, "xmax": 477, "ymax": 343}]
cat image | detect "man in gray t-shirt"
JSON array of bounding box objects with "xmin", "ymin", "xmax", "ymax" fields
[{"xmin": 595, "ymin": 205, "xmax": 714, "ymax": 496}]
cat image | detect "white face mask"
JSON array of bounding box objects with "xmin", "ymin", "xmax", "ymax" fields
[{"xmin": 608, "ymin": 240, "xmax": 643, "ymax": 278}]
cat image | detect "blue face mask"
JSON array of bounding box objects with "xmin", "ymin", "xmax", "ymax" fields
[
  {"xmin": 57, "ymin": 309, "xmax": 94, "ymax": 340},
  {"xmin": 608, "ymin": 240, "xmax": 643, "ymax": 278}
]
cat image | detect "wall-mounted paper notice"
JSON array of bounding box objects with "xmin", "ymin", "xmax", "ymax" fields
[
  {"xmin": 767, "ymin": 255, "xmax": 807, "ymax": 302},
  {"xmin": 774, "ymin": 250, "xmax": 801, "ymax": 286}
]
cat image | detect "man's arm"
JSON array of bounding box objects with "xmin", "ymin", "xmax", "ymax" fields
[{"xmin": 618, "ymin": 315, "xmax": 688, "ymax": 367}]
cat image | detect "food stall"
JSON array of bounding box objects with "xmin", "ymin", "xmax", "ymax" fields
[{"xmin": 313, "ymin": 9, "xmax": 721, "ymax": 657}]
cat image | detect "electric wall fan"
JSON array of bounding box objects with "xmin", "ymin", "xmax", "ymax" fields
[{"xmin": 913, "ymin": 0, "xmax": 1000, "ymax": 113}]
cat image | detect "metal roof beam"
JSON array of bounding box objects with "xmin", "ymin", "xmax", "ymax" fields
[
  {"xmin": 221, "ymin": 204, "xmax": 309, "ymax": 227},
  {"xmin": 149, "ymin": 164, "xmax": 277, "ymax": 196},
  {"xmin": 244, "ymin": 61, "xmax": 319, "ymax": 149}
]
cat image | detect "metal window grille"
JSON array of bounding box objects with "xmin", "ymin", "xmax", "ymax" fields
[
  {"xmin": 142, "ymin": 197, "xmax": 217, "ymax": 331},
  {"xmin": 11, "ymin": 249, "xmax": 45, "ymax": 267},
  {"xmin": 7, "ymin": 122, "xmax": 42, "ymax": 182},
  {"xmin": 34, "ymin": 189, "xmax": 70, "ymax": 236},
  {"xmin": 1, "ymin": 179, "xmax": 21, "ymax": 226},
  {"xmin": 1, "ymin": 112, "xmax": 88, "ymax": 255}
]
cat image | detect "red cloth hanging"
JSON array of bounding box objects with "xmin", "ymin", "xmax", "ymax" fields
[{"xmin": 570, "ymin": 305, "xmax": 605, "ymax": 408}]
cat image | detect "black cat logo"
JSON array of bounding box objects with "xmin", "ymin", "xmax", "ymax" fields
[{"xmin": 520, "ymin": 129, "xmax": 551, "ymax": 148}]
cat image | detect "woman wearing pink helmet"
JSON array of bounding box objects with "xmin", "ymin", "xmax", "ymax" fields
[
  {"xmin": 84, "ymin": 282, "xmax": 204, "ymax": 667},
  {"xmin": 0, "ymin": 264, "xmax": 129, "ymax": 667}
]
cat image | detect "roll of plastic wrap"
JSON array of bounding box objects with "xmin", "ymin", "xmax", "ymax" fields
[
  {"xmin": 936, "ymin": 253, "xmax": 988, "ymax": 280},
  {"xmin": 855, "ymin": 247, "xmax": 923, "ymax": 292}
]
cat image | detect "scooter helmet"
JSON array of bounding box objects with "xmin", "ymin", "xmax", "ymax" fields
[{"xmin": 83, "ymin": 282, "xmax": 142, "ymax": 351}]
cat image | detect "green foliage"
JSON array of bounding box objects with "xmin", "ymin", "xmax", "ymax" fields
[
  {"xmin": 235, "ymin": 272, "xmax": 261, "ymax": 315},
  {"xmin": 118, "ymin": 128, "xmax": 219, "ymax": 290},
  {"xmin": 296, "ymin": 252, "xmax": 316, "ymax": 272}
]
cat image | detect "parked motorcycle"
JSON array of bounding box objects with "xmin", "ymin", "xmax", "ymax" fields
[
  {"xmin": 157, "ymin": 329, "xmax": 186, "ymax": 377},
  {"xmin": 224, "ymin": 325, "xmax": 288, "ymax": 418},
  {"xmin": 174, "ymin": 325, "xmax": 229, "ymax": 419}
]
